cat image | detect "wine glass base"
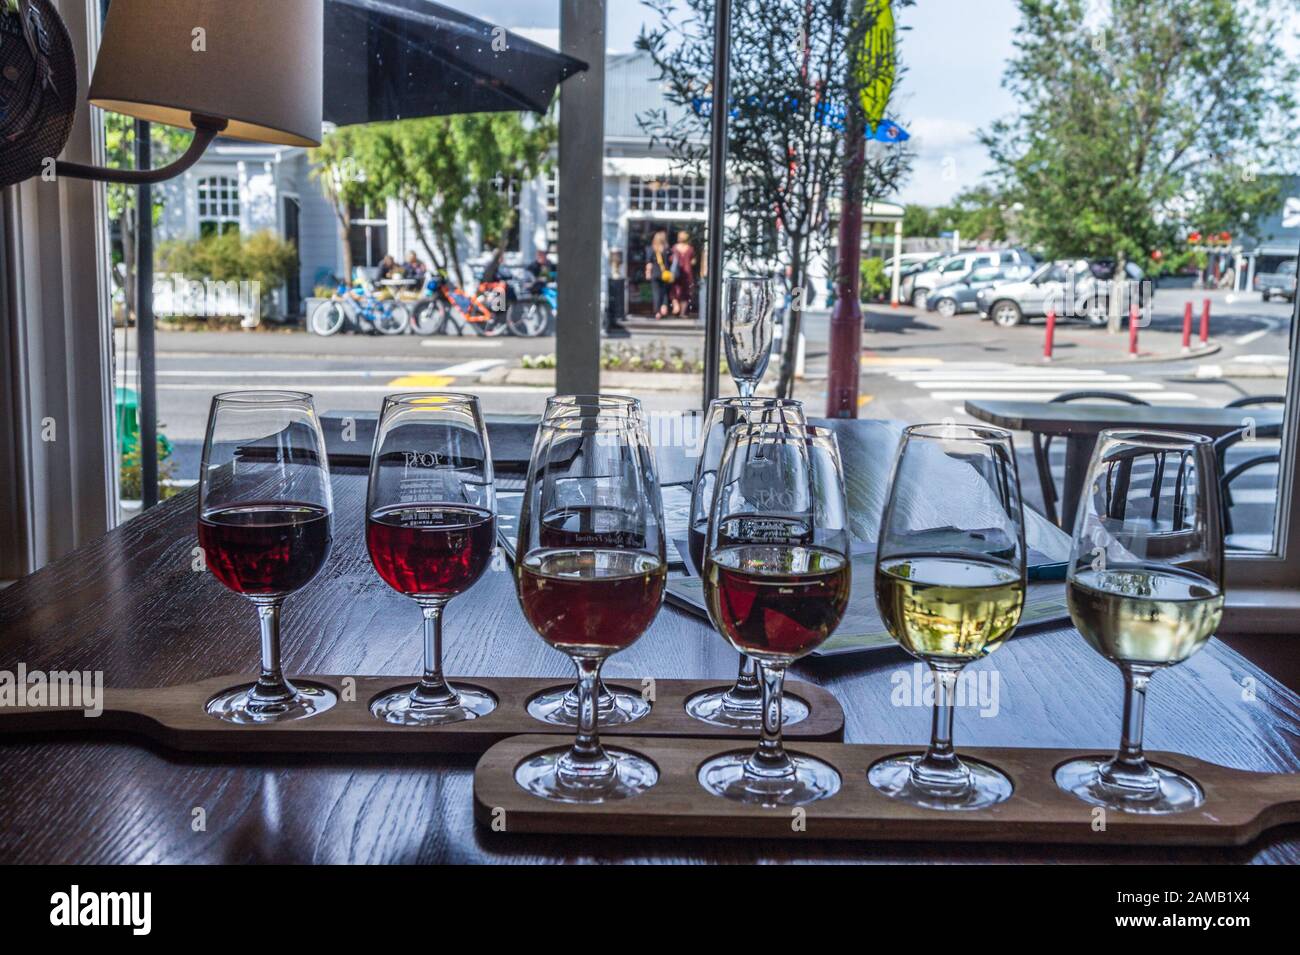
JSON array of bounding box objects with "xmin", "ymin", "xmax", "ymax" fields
[
  {"xmin": 684, "ymin": 688, "xmax": 810, "ymax": 729},
  {"xmin": 868, "ymin": 754, "xmax": 1013, "ymax": 811},
  {"xmin": 526, "ymin": 684, "xmax": 650, "ymax": 727},
  {"xmin": 369, "ymin": 683, "xmax": 497, "ymax": 726},
  {"xmin": 1054, "ymin": 757, "xmax": 1204, "ymax": 815},
  {"xmin": 205, "ymin": 681, "xmax": 337, "ymax": 724},
  {"xmin": 514, "ymin": 746, "xmax": 659, "ymax": 804},
  {"xmin": 698, "ymin": 750, "xmax": 841, "ymax": 807}
]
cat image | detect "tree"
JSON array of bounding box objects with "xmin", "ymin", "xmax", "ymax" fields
[
  {"xmin": 312, "ymin": 113, "xmax": 556, "ymax": 284},
  {"xmin": 104, "ymin": 117, "xmax": 190, "ymax": 323},
  {"xmin": 639, "ymin": 0, "xmax": 912, "ymax": 397},
  {"xmin": 984, "ymin": 0, "xmax": 1298, "ymax": 330}
]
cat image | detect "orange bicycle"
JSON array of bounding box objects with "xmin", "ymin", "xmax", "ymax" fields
[{"xmin": 413, "ymin": 272, "xmax": 512, "ymax": 337}]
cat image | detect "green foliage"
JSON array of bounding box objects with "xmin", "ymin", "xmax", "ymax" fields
[
  {"xmin": 860, "ymin": 257, "xmax": 890, "ymax": 301},
  {"xmin": 310, "ymin": 112, "xmax": 556, "ymax": 281},
  {"xmin": 119, "ymin": 436, "xmax": 179, "ymax": 502},
  {"xmin": 903, "ymin": 186, "xmax": 1015, "ymax": 242},
  {"xmin": 984, "ymin": 0, "xmax": 1298, "ymax": 262},
  {"xmin": 155, "ymin": 230, "xmax": 298, "ymax": 315},
  {"xmin": 519, "ymin": 343, "xmax": 706, "ymax": 374}
]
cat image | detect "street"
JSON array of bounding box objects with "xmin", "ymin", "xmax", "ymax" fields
[{"xmin": 119, "ymin": 288, "xmax": 1291, "ymax": 535}]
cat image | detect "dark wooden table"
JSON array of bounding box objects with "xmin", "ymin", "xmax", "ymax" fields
[
  {"xmin": 965, "ymin": 399, "xmax": 1284, "ymax": 532},
  {"xmin": 1, "ymin": 418, "xmax": 1298, "ymax": 863}
]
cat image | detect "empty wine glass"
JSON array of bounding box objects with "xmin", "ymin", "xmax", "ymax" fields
[
  {"xmin": 514, "ymin": 412, "xmax": 667, "ymax": 803},
  {"xmin": 869, "ymin": 424, "xmax": 1026, "ymax": 810},
  {"xmin": 1056, "ymin": 430, "xmax": 1224, "ymax": 814},
  {"xmin": 198, "ymin": 391, "xmax": 337, "ymax": 724},
  {"xmin": 685, "ymin": 397, "xmax": 810, "ymax": 729},
  {"xmin": 723, "ymin": 277, "xmax": 776, "ymax": 397},
  {"xmin": 698, "ymin": 421, "xmax": 851, "ymax": 806},
  {"xmin": 365, "ymin": 393, "xmax": 497, "ymax": 725},
  {"xmin": 524, "ymin": 394, "xmax": 654, "ymax": 727}
]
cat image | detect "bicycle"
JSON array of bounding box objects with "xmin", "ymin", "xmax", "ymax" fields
[
  {"xmin": 309, "ymin": 284, "xmax": 411, "ymax": 337},
  {"xmin": 411, "ymin": 271, "xmax": 513, "ymax": 337},
  {"xmin": 504, "ymin": 278, "xmax": 555, "ymax": 338}
]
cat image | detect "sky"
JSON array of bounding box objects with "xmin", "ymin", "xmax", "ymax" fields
[{"xmin": 448, "ymin": 0, "xmax": 1025, "ymax": 207}]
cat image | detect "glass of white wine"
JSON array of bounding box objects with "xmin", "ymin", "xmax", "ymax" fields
[
  {"xmin": 1056, "ymin": 430, "xmax": 1224, "ymax": 814},
  {"xmin": 870, "ymin": 424, "xmax": 1027, "ymax": 811}
]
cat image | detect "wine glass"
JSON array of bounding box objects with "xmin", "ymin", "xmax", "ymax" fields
[
  {"xmin": 723, "ymin": 276, "xmax": 776, "ymax": 397},
  {"xmin": 524, "ymin": 394, "xmax": 654, "ymax": 727},
  {"xmin": 697, "ymin": 421, "xmax": 851, "ymax": 806},
  {"xmin": 198, "ymin": 391, "xmax": 337, "ymax": 723},
  {"xmin": 684, "ymin": 397, "xmax": 810, "ymax": 729},
  {"xmin": 869, "ymin": 424, "xmax": 1026, "ymax": 810},
  {"xmin": 514, "ymin": 412, "xmax": 667, "ymax": 802},
  {"xmin": 1055, "ymin": 430, "xmax": 1224, "ymax": 814},
  {"xmin": 365, "ymin": 393, "xmax": 497, "ymax": 725}
]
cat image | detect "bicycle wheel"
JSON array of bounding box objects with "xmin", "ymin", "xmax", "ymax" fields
[
  {"xmin": 373, "ymin": 303, "xmax": 410, "ymax": 335},
  {"xmin": 507, "ymin": 300, "xmax": 552, "ymax": 338},
  {"xmin": 411, "ymin": 300, "xmax": 446, "ymax": 336},
  {"xmin": 469, "ymin": 311, "xmax": 510, "ymax": 337},
  {"xmin": 309, "ymin": 301, "xmax": 347, "ymax": 336}
]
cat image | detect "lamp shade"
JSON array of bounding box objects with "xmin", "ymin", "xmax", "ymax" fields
[{"xmin": 88, "ymin": 0, "xmax": 323, "ymax": 147}]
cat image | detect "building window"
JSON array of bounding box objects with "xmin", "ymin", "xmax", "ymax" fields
[
  {"xmin": 544, "ymin": 167, "xmax": 558, "ymax": 254},
  {"xmin": 629, "ymin": 175, "xmax": 707, "ymax": 214},
  {"xmin": 196, "ymin": 176, "xmax": 240, "ymax": 237},
  {"xmin": 348, "ymin": 202, "xmax": 388, "ymax": 272}
]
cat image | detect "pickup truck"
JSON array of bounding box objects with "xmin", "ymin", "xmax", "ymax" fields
[{"xmin": 1257, "ymin": 259, "xmax": 1297, "ymax": 303}]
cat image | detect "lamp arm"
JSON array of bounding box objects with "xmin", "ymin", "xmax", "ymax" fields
[{"xmin": 54, "ymin": 114, "xmax": 228, "ymax": 185}]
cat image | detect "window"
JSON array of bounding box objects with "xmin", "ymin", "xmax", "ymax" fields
[
  {"xmin": 347, "ymin": 202, "xmax": 388, "ymax": 272},
  {"xmin": 629, "ymin": 175, "xmax": 707, "ymax": 214},
  {"xmin": 196, "ymin": 176, "xmax": 239, "ymax": 236}
]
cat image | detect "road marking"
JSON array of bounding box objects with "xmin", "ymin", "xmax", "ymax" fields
[
  {"xmin": 1235, "ymin": 328, "xmax": 1271, "ymax": 346},
  {"xmin": 930, "ymin": 390, "xmax": 1201, "ymax": 402},
  {"xmin": 387, "ymin": 374, "xmax": 455, "ymax": 388},
  {"xmin": 858, "ymin": 394, "xmax": 874, "ymax": 407},
  {"xmin": 913, "ymin": 380, "xmax": 1171, "ymax": 392},
  {"xmin": 430, "ymin": 359, "xmax": 507, "ymax": 376},
  {"xmin": 420, "ymin": 338, "xmax": 504, "ymax": 348}
]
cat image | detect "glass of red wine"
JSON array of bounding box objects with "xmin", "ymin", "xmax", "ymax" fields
[
  {"xmin": 525, "ymin": 394, "xmax": 654, "ymax": 728},
  {"xmin": 365, "ymin": 393, "xmax": 498, "ymax": 725},
  {"xmin": 198, "ymin": 391, "xmax": 337, "ymax": 724},
  {"xmin": 514, "ymin": 411, "xmax": 667, "ymax": 803},
  {"xmin": 698, "ymin": 421, "xmax": 851, "ymax": 806},
  {"xmin": 684, "ymin": 397, "xmax": 809, "ymax": 730}
]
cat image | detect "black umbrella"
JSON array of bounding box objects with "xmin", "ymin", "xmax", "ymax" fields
[{"xmin": 324, "ymin": 0, "xmax": 587, "ymax": 123}]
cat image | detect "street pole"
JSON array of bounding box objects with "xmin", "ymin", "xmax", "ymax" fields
[
  {"xmin": 136, "ymin": 119, "xmax": 158, "ymax": 509},
  {"xmin": 825, "ymin": 6, "xmax": 869, "ymax": 419},
  {"xmin": 701, "ymin": 0, "xmax": 732, "ymax": 410}
]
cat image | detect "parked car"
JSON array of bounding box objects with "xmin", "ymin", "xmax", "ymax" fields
[
  {"xmin": 1257, "ymin": 259, "xmax": 1297, "ymax": 303},
  {"xmin": 904, "ymin": 248, "xmax": 1037, "ymax": 307},
  {"xmin": 976, "ymin": 258, "xmax": 1152, "ymax": 328},
  {"xmin": 883, "ymin": 252, "xmax": 939, "ymax": 278},
  {"xmin": 924, "ymin": 265, "xmax": 1029, "ymax": 317}
]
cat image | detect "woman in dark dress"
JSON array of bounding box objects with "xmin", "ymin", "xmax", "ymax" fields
[
  {"xmin": 670, "ymin": 231, "xmax": 696, "ymax": 317},
  {"xmin": 645, "ymin": 229, "xmax": 672, "ymax": 319}
]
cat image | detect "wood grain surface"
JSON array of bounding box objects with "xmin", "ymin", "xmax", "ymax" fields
[
  {"xmin": 475, "ymin": 736, "xmax": 1300, "ymax": 847},
  {"xmin": 0, "ymin": 419, "xmax": 1297, "ymax": 863},
  {"xmin": 0, "ymin": 674, "xmax": 843, "ymax": 752}
]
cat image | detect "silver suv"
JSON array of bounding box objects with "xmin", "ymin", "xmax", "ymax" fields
[
  {"xmin": 904, "ymin": 248, "xmax": 1036, "ymax": 307},
  {"xmin": 975, "ymin": 259, "xmax": 1151, "ymax": 327}
]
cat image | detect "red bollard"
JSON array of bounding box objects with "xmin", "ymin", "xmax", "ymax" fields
[
  {"xmin": 1181, "ymin": 301, "xmax": 1193, "ymax": 352},
  {"xmin": 1128, "ymin": 304, "xmax": 1140, "ymax": 358},
  {"xmin": 1199, "ymin": 298, "xmax": 1210, "ymax": 345},
  {"xmin": 1043, "ymin": 308, "xmax": 1057, "ymax": 361}
]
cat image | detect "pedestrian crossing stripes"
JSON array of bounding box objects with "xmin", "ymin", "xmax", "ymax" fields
[{"xmin": 862, "ymin": 358, "xmax": 1200, "ymax": 405}]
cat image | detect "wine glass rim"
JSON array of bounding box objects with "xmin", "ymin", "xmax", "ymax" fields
[
  {"xmin": 547, "ymin": 393, "xmax": 641, "ymax": 406},
  {"xmin": 382, "ymin": 391, "xmax": 481, "ymax": 408},
  {"xmin": 212, "ymin": 389, "xmax": 313, "ymax": 405},
  {"xmin": 708, "ymin": 396, "xmax": 802, "ymax": 410},
  {"xmin": 904, "ymin": 422, "xmax": 1012, "ymax": 443},
  {"xmin": 1097, "ymin": 428, "xmax": 1213, "ymax": 449},
  {"xmin": 725, "ymin": 275, "xmax": 775, "ymax": 284}
]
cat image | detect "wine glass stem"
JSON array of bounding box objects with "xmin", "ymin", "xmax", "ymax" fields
[
  {"xmin": 744, "ymin": 663, "xmax": 794, "ymax": 778},
  {"xmin": 913, "ymin": 663, "xmax": 970, "ymax": 790},
  {"xmin": 252, "ymin": 599, "xmax": 295, "ymax": 703},
  {"xmin": 557, "ymin": 656, "xmax": 616, "ymax": 786},
  {"xmin": 724, "ymin": 653, "xmax": 762, "ymax": 706},
  {"xmin": 1099, "ymin": 665, "xmax": 1159, "ymax": 794},
  {"xmin": 736, "ymin": 379, "xmax": 756, "ymax": 398},
  {"xmin": 412, "ymin": 602, "xmax": 457, "ymax": 707}
]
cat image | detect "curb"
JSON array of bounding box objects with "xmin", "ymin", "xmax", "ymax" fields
[{"xmin": 1039, "ymin": 341, "xmax": 1222, "ymax": 366}]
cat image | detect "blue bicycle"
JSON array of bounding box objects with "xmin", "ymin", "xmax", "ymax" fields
[{"xmin": 309, "ymin": 283, "xmax": 412, "ymax": 336}]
